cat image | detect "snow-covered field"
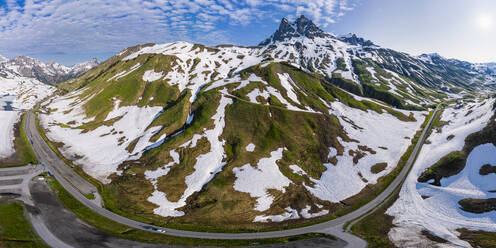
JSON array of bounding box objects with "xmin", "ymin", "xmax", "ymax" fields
[
  {"xmin": 306, "ymin": 101, "xmax": 426, "ymax": 203},
  {"xmin": 0, "ymin": 72, "xmax": 56, "ymax": 110},
  {"xmin": 233, "ymin": 148, "xmax": 292, "ymax": 212},
  {"xmin": 0, "ymin": 71, "xmax": 55, "ymax": 159},
  {"xmin": 40, "ymin": 94, "xmax": 164, "ymax": 183},
  {"xmin": 0, "ymin": 111, "xmax": 20, "ymax": 158},
  {"xmin": 387, "ymin": 99, "xmax": 496, "ymax": 247}
]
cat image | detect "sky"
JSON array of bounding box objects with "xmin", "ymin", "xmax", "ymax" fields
[{"xmin": 0, "ymin": 0, "xmax": 495, "ymax": 65}]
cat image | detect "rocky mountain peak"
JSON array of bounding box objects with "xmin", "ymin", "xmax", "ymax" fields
[
  {"xmin": 259, "ymin": 15, "xmax": 330, "ymax": 46},
  {"xmin": 338, "ymin": 33, "xmax": 375, "ymax": 46}
]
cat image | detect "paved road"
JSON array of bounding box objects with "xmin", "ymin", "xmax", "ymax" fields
[
  {"xmin": 0, "ymin": 165, "xmax": 72, "ymax": 248},
  {"xmin": 24, "ymin": 107, "xmax": 439, "ymax": 248},
  {"xmin": 24, "ymin": 112, "xmax": 102, "ymax": 207}
]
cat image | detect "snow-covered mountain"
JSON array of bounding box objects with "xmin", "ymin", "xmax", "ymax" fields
[
  {"xmin": 0, "ymin": 64, "xmax": 56, "ymax": 160},
  {"xmin": 388, "ymin": 98, "xmax": 496, "ymax": 247},
  {"xmin": 70, "ymin": 58, "xmax": 100, "ymax": 76},
  {"xmin": 473, "ymin": 62, "xmax": 496, "ymax": 77},
  {"xmin": 37, "ymin": 15, "xmax": 496, "ymax": 238},
  {"xmin": 0, "ymin": 56, "xmax": 99, "ymax": 85}
]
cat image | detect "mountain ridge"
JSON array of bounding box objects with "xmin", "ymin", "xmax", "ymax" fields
[{"xmin": 0, "ymin": 55, "xmax": 99, "ymax": 85}]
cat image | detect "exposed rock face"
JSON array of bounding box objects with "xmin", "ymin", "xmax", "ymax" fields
[
  {"xmin": 70, "ymin": 58, "xmax": 100, "ymax": 76},
  {"xmin": 0, "ymin": 56, "xmax": 99, "ymax": 84},
  {"xmin": 259, "ymin": 15, "xmax": 331, "ymax": 46},
  {"xmin": 338, "ymin": 33, "xmax": 375, "ymax": 46}
]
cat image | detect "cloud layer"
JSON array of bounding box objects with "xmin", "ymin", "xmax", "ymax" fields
[{"xmin": 0, "ymin": 0, "xmax": 354, "ymax": 61}]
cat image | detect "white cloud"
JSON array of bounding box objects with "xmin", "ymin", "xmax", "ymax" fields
[{"xmin": 0, "ymin": 0, "xmax": 355, "ymax": 61}]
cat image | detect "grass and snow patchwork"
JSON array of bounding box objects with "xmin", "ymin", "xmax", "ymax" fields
[
  {"xmin": 0, "ymin": 71, "xmax": 56, "ymax": 110},
  {"xmin": 41, "ymin": 97, "xmax": 163, "ymax": 183},
  {"xmin": 289, "ymin": 164, "xmax": 307, "ymax": 176},
  {"xmin": 107, "ymin": 63, "xmax": 141, "ymax": 81},
  {"xmin": 253, "ymin": 207, "xmax": 299, "ymax": 223},
  {"xmin": 147, "ymin": 94, "xmax": 233, "ymax": 217},
  {"xmin": 233, "ymin": 148, "xmax": 291, "ymax": 212},
  {"xmin": 300, "ymin": 205, "xmax": 329, "ymax": 218},
  {"xmin": 206, "ymin": 74, "xmax": 267, "ymax": 92},
  {"xmin": 245, "ymin": 85, "xmax": 312, "ymax": 113},
  {"xmin": 0, "ymin": 71, "xmax": 54, "ymax": 159},
  {"xmin": 306, "ymin": 101, "xmax": 425, "ymax": 203},
  {"xmin": 253, "ymin": 205, "xmax": 329, "ymax": 223},
  {"xmin": 277, "ymin": 73, "xmax": 301, "ymax": 104},
  {"xmin": 387, "ymin": 99, "xmax": 496, "ymax": 247},
  {"xmin": 124, "ymin": 42, "xmax": 263, "ymax": 102}
]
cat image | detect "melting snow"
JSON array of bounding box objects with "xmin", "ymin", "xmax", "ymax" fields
[
  {"xmin": 0, "ymin": 72, "xmax": 55, "ymax": 158},
  {"xmin": 306, "ymin": 101, "xmax": 425, "ymax": 202},
  {"xmin": 107, "ymin": 63, "xmax": 141, "ymax": 81},
  {"xmin": 245, "ymin": 143, "xmax": 256, "ymax": 152},
  {"xmin": 289, "ymin": 164, "xmax": 307, "ymax": 176},
  {"xmin": 233, "ymin": 148, "xmax": 291, "ymax": 212},
  {"xmin": 142, "ymin": 70, "xmax": 163, "ymax": 82},
  {"xmin": 387, "ymin": 99, "xmax": 496, "ymax": 247},
  {"xmin": 0, "ymin": 111, "xmax": 20, "ymax": 158},
  {"xmin": 41, "ymin": 98, "xmax": 163, "ymax": 183},
  {"xmin": 300, "ymin": 205, "xmax": 329, "ymax": 218},
  {"xmin": 148, "ymin": 94, "xmax": 233, "ymax": 217},
  {"xmin": 277, "ymin": 73, "xmax": 301, "ymax": 104},
  {"xmin": 253, "ymin": 207, "xmax": 299, "ymax": 223}
]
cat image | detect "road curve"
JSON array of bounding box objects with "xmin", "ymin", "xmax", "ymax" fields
[
  {"xmin": 0, "ymin": 165, "xmax": 73, "ymax": 248},
  {"xmin": 24, "ymin": 107, "xmax": 439, "ymax": 247}
]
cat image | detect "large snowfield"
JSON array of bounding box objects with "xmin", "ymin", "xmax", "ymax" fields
[
  {"xmin": 387, "ymin": 99, "xmax": 496, "ymax": 247},
  {"xmin": 306, "ymin": 101, "xmax": 426, "ymax": 203},
  {"xmin": 41, "ymin": 94, "xmax": 164, "ymax": 183},
  {"xmin": 0, "ymin": 71, "xmax": 55, "ymax": 159},
  {"xmin": 0, "ymin": 111, "xmax": 20, "ymax": 158}
]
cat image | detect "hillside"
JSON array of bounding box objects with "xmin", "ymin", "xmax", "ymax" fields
[
  {"xmin": 388, "ymin": 97, "xmax": 496, "ymax": 247},
  {"xmin": 38, "ymin": 15, "xmax": 494, "ymax": 230},
  {"xmin": 0, "ymin": 67, "xmax": 56, "ymax": 162}
]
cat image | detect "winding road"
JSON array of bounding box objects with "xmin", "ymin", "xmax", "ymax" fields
[
  {"xmin": 0, "ymin": 165, "xmax": 72, "ymax": 248},
  {"xmin": 23, "ymin": 106, "xmax": 439, "ymax": 248}
]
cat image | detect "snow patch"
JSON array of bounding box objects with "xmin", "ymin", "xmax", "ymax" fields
[
  {"xmin": 0, "ymin": 111, "xmax": 20, "ymax": 158},
  {"xmin": 253, "ymin": 207, "xmax": 299, "ymax": 223},
  {"xmin": 142, "ymin": 70, "xmax": 163, "ymax": 82},
  {"xmin": 387, "ymin": 99, "xmax": 496, "ymax": 247},
  {"xmin": 149, "ymin": 94, "xmax": 233, "ymax": 217},
  {"xmin": 289, "ymin": 164, "xmax": 307, "ymax": 176},
  {"xmin": 306, "ymin": 101, "xmax": 425, "ymax": 202},
  {"xmin": 233, "ymin": 148, "xmax": 292, "ymax": 212},
  {"xmin": 245, "ymin": 143, "xmax": 256, "ymax": 152},
  {"xmin": 277, "ymin": 73, "xmax": 300, "ymax": 104},
  {"xmin": 300, "ymin": 205, "xmax": 329, "ymax": 218}
]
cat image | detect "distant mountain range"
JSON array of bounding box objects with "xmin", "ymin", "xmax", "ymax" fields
[{"xmin": 0, "ymin": 55, "xmax": 99, "ymax": 85}]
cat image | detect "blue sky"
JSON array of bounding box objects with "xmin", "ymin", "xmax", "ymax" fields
[{"xmin": 0, "ymin": 0, "xmax": 495, "ymax": 65}]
